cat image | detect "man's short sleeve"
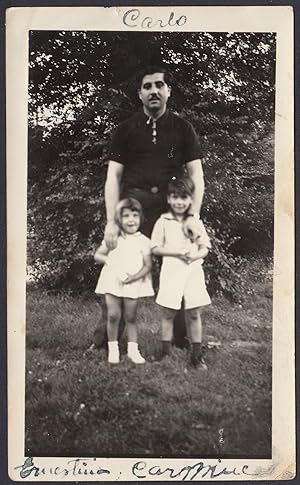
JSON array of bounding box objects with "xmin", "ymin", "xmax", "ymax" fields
[
  {"xmin": 182, "ymin": 121, "xmax": 204, "ymax": 162},
  {"xmin": 105, "ymin": 124, "xmax": 127, "ymax": 165},
  {"xmin": 150, "ymin": 217, "xmax": 165, "ymax": 249}
]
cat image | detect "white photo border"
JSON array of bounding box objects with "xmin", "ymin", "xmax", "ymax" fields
[{"xmin": 6, "ymin": 5, "xmax": 295, "ymax": 481}]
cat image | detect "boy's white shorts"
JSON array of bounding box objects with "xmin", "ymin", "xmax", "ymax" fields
[{"xmin": 156, "ymin": 259, "xmax": 211, "ymax": 310}]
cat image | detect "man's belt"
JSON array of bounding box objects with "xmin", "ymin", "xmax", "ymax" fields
[{"xmin": 130, "ymin": 186, "xmax": 162, "ymax": 195}]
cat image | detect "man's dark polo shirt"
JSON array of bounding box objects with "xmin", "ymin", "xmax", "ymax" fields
[{"xmin": 107, "ymin": 110, "xmax": 203, "ymax": 194}]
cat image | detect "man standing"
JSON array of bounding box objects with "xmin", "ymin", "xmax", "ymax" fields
[{"xmin": 94, "ymin": 65, "xmax": 205, "ymax": 348}]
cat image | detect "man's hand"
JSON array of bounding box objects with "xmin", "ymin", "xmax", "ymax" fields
[
  {"xmin": 183, "ymin": 217, "xmax": 203, "ymax": 243},
  {"xmin": 104, "ymin": 221, "xmax": 120, "ymax": 250}
]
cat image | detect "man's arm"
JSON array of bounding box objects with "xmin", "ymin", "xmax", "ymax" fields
[
  {"xmin": 104, "ymin": 161, "xmax": 124, "ymax": 249},
  {"xmin": 94, "ymin": 242, "xmax": 110, "ymax": 265},
  {"xmin": 186, "ymin": 159, "xmax": 205, "ymax": 214},
  {"xmin": 184, "ymin": 159, "xmax": 205, "ymax": 243},
  {"xmin": 105, "ymin": 161, "xmax": 124, "ymax": 220}
]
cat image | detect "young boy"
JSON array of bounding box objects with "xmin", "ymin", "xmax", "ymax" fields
[{"xmin": 151, "ymin": 177, "xmax": 211, "ymax": 369}]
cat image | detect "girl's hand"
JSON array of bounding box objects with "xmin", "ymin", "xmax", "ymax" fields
[
  {"xmin": 122, "ymin": 273, "xmax": 136, "ymax": 284},
  {"xmin": 178, "ymin": 249, "xmax": 191, "ymax": 263},
  {"xmin": 184, "ymin": 253, "xmax": 198, "ymax": 264},
  {"xmin": 185, "ymin": 246, "xmax": 209, "ymax": 264}
]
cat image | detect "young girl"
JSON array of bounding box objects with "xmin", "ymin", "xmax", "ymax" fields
[
  {"xmin": 151, "ymin": 177, "xmax": 211, "ymax": 369},
  {"xmin": 94, "ymin": 198, "xmax": 154, "ymax": 364}
]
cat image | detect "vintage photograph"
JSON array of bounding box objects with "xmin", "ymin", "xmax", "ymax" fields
[
  {"xmin": 6, "ymin": 5, "xmax": 295, "ymax": 481},
  {"xmin": 25, "ymin": 30, "xmax": 274, "ymax": 458}
]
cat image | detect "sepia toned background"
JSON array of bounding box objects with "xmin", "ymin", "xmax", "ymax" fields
[
  {"xmin": 27, "ymin": 30, "xmax": 275, "ymax": 296},
  {"xmin": 25, "ymin": 30, "xmax": 274, "ymax": 458}
]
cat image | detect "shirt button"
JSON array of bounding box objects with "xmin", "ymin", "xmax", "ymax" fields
[{"xmin": 151, "ymin": 186, "xmax": 159, "ymax": 194}]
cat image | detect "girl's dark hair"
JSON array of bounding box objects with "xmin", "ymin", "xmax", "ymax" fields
[
  {"xmin": 114, "ymin": 198, "xmax": 144, "ymax": 227},
  {"xmin": 167, "ymin": 177, "xmax": 195, "ymax": 197},
  {"xmin": 137, "ymin": 65, "xmax": 172, "ymax": 89}
]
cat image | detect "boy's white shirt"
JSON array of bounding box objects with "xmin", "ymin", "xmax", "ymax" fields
[{"xmin": 151, "ymin": 212, "xmax": 211, "ymax": 258}]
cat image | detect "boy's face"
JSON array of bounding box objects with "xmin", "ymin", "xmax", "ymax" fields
[
  {"xmin": 120, "ymin": 208, "xmax": 141, "ymax": 234},
  {"xmin": 167, "ymin": 192, "xmax": 192, "ymax": 216}
]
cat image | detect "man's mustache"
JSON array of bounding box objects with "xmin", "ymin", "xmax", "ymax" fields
[{"xmin": 149, "ymin": 95, "xmax": 160, "ymax": 100}]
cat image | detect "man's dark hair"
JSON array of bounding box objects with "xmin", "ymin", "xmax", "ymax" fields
[
  {"xmin": 167, "ymin": 176, "xmax": 195, "ymax": 197},
  {"xmin": 137, "ymin": 65, "xmax": 172, "ymax": 89}
]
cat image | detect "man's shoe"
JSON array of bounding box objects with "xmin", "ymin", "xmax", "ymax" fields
[{"xmin": 156, "ymin": 351, "xmax": 172, "ymax": 362}]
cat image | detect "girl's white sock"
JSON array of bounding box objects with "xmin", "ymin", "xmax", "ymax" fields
[
  {"xmin": 127, "ymin": 342, "xmax": 145, "ymax": 364},
  {"xmin": 108, "ymin": 341, "xmax": 120, "ymax": 364}
]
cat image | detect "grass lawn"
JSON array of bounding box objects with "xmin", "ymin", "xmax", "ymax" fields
[{"xmin": 25, "ymin": 263, "xmax": 272, "ymax": 458}]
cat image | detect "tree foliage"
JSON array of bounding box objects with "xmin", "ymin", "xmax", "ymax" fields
[{"xmin": 27, "ymin": 31, "xmax": 275, "ymax": 295}]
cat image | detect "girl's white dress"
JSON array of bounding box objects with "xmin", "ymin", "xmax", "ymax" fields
[{"xmin": 95, "ymin": 232, "xmax": 154, "ymax": 299}]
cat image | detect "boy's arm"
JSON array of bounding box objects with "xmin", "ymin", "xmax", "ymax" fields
[
  {"xmin": 151, "ymin": 218, "xmax": 190, "ymax": 261},
  {"xmin": 194, "ymin": 244, "xmax": 209, "ymax": 259},
  {"xmin": 152, "ymin": 245, "xmax": 189, "ymax": 258},
  {"xmin": 123, "ymin": 253, "xmax": 152, "ymax": 284},
  {"xmin": 186, "ymin": 243, "xmax": 209, "ymax": 263}
]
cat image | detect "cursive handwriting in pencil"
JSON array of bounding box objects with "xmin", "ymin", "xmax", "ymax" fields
[
  {"xmin": 15, "ymin": 456, "xmax": 276, "ymax": 480},
  {"xmin": 132, "ymin": 460, "xmax": 259, "ymax": 480},
  {"xmin": 15, "ymin": 457, "xmax": 110, "ymax": 479},
  {"xmin": 123, "ymin": 9, "xmax": 187, "ymax": 29}
]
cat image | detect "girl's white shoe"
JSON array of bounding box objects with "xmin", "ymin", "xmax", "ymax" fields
[
  {"xmin": 127, "ymin": 342, "xmax": 145, "ymax": 364},
  {"xmin": 108, "ymin": 341, "xmax": 120, "ymax": 364}
]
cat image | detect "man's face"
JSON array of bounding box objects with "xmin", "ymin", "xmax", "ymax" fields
[{"xmin": 138, "ymin": 73, "xmax": 171, "ymax": 112}]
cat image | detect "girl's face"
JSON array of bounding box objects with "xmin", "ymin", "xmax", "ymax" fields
[
  {"xmin": 120, "ymin": 208, "xmax": 141, "ymax": 234},
  {"xmin": 167, "ymin": 192, "xmax": 192, "ymax": 216}
]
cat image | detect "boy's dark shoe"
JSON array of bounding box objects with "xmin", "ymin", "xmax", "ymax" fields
[{"xmin": 190, "ymin": 354, "xmax": 208, "ymax": 370}]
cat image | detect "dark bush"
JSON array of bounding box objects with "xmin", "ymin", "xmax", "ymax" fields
[{"xmin": 27, "ymin": 31, "xmax": 275, "ymax": 296}]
